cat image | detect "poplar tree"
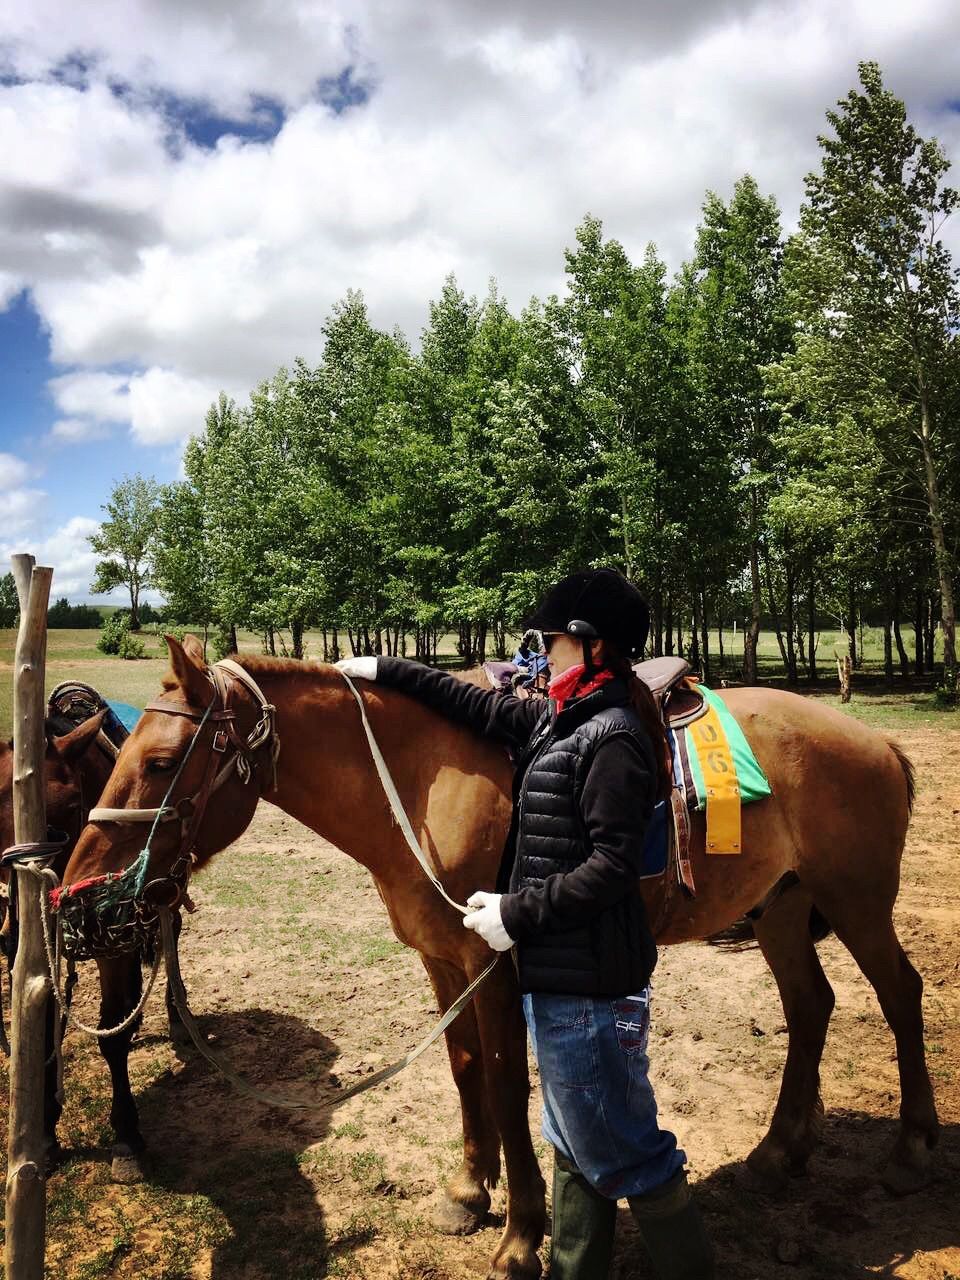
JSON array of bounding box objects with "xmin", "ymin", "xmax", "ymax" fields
[{"xmin": 791, "ymin": 61, "xmax": 959, "ymax": 688}]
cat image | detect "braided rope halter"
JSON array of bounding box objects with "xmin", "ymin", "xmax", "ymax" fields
[{"xmin": 49, "ymin": 660, "xmax": 279, "ymax": 964}]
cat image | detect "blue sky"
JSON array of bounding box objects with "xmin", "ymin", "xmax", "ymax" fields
[{"xmin": 1, "ymin": 0, "xmax": 958, "ymax": 599}]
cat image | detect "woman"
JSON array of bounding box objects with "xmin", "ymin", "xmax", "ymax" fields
[{"xmin": 338, "ymin": 568, "xmax": 714, "ymax": 1280}]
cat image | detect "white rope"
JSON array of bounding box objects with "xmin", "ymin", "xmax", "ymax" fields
[{"xmin": 337, "ymin": 671, "xmax": 469, "ymax": 916}]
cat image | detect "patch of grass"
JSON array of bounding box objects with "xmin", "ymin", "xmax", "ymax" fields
[
  {"xmin": 333, "ymin": 1119, "xmax": 365, "ymax": 1140},
  {"xmin": 348, "ymin": 1148, "xmax": 387, "ymax": 1191}
]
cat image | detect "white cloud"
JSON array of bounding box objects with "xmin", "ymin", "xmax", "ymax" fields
[
  {"xmin": 127, "ymin": 367, "xmax": 222, "ymax": 445},
  {"xmin": 49, "ymin": 417, "xmax": 111, "ymax": 443},
  {"xmin": 0, "ymin": 487, "xmax": 48, "ymax": 541},
  {"xmin": 49, "ymin": 371, "xmax": 130, "ymax": 423},
  {"xmin": 1, "ymin": 0, "xmax": 959, "ymax": 463},
  {"xmin": 0, "ymin": 453, "xmax": 31, "ymax": 490},
  {"xmin": 0, "ymin": 515, "xmax": 100, "ymax": 599}
]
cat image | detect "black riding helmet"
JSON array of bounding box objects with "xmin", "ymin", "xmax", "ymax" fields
[{"xmin": 526, "ymin": 568, "xmax": 650, "ymax": 660}]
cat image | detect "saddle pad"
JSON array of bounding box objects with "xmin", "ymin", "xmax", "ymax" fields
[
  {"xmin": 638, "ymin": 798, "xmax": 670, "ymax": 880},
  {"xmin": 670, "ymin": 686, "xmax": 772, "ymax": 855},
  {"xmin": 107, "ymin": 700, "xmax": 142, "ymax": 736}
]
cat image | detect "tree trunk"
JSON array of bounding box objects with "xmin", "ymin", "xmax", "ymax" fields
[
  {"xmin": 743, "ymin": 518, "xmax": 762, "ymax": 685},
  {"xmin": 913, "ymin": 591, "xmax": 924, "ymax": 677},
  {"xmin": 762, "ymin": 543, "xmax": 789, "ymax": 671},
  {"xmin": 807, "ymin": 573, "xmax": 818, "ymax": 684},
  {"xmin": 716, "ymin": 599, "xmax": 726, "ymax": 674},
  {"xmin": 847, "ymin": 583, "xmax": 858, "ymax": 670},
  {"xmin": 925, "ymin": 596, "xmax": 935, "ymax": 671},
  {"xmin": 917, "ymin": 391, "xmax": 957, "ymax": 688},
  {"xmin": 620, "ymin": 491, "xmax": 634, "ymax": 581},
  {"xmin": 883, "ymin": 615, "xmax": 894, "ymax": 686},
  {"xmin": 882, "ymin": 583, "xmax": 894, "ymax": 684},
  {"xmin": 892, "ymin": 582, "xmax": 909, "ymax": 678},
  {"xmin": 664, "ymin": 593, "xmax": 674, "ymax": 656},
  {"xmin": 291, "ymin": 618, "xmax": 304, "ymax": 660},
  {"xmin": 858, "ymin": 609, "xmax": 865, "ymax": 672},
  {"xmin": 476, "ymin": 622, "xmax": 488, "ymax": 666},
  {"xmin": 688, "ymin": 595, "xmax": 700, "ymax": 673},
  {"xmin": 698, "ymin": 586, "xmax": 710, "ymax": 685},
  {"xmin": 785, "ymin": 563, "xmax": 798, "ymax": 684},
  {"xmin": 651, "ymin": 564, "xmax": 664, "ymax": 658}
]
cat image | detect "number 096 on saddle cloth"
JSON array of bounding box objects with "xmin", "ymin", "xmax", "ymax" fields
[{"xmin": 669, "ymin": 684, "xmax": 772, "ymax": 855}]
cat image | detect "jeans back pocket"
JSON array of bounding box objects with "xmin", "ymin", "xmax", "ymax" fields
[{"xmin": 611, "ymin": 989, "xmax": 650, "ymax": 1055}]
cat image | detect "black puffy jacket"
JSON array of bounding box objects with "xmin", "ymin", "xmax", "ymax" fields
[{"xmin": 375, "ymin": 659, "xmax": 659, "ymax": 996}]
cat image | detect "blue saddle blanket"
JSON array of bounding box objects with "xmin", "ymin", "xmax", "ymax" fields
[
  {"xmin": 106, "ymin": 701, "xmax": 142, "ymax": 737},
  {"xmin": 638, "ymin": 798, "xmax": 670, "ymax": 881}
]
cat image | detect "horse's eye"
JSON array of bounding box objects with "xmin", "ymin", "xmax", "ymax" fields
[{"xmin": 146, "ymin": 759, "xmax": 178, "ymax": 774}]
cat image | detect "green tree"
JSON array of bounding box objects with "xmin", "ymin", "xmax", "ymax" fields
[
  {"xmin": 791, "ymin": 61, "xmax": 960, "ymax": 688},
  {"xmin": 687, "ymin": 176, "xmax": 791, "ymax": 683},
  {"xmin": 88, "ymin": 473, "xmax": 162, "ymax": 630},
  {"xmin": 0, "ymin": 572, "xmax": 20, "ymax": 629}
]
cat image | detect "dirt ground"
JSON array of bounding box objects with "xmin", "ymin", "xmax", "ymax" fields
[{"xmin": 25, "ymin": 724, "xmax": 960, "ymax": 1279}]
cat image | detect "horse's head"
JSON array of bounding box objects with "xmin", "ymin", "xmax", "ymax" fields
[
  {"xmin": 62, "ymin": 635, "xmax": 269, "ymax": 892},
  {"xmin": 0, "ymin": 712, "xmax": 106, "ymax": 875}
]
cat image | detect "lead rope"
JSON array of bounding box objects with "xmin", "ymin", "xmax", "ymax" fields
[
  {"xmin": 337, "ymin": 671, "xmax": 475, "ymax": 916},
  {"xmin": 158, "ymin": 908, "xmax": 497, "ymax": 1111}
]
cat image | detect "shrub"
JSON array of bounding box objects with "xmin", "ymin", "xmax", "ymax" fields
[
  {"xmin": 117, "ymin": 630, "xmax": 146, "ymax": 660},
  {"xmin": 98, "ymin": 612, "xmax": 136, "ymax": 656}
]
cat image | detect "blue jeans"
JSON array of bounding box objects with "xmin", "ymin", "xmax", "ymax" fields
[{"xmin": 522, "ymin": 986, "xmax": 685, "ymax": 1200}]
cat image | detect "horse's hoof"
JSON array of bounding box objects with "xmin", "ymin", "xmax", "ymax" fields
[
  {"xmin": 485, "ymin": 1250, "xmax": 542, "ymax": 1280},
  {"xmin": 431, "ymin": 1192, "xmax": 487, "ymax": 1235},
  {"xmin": 738, "ymin": 1153, "xmax": 789, "ymax": 1195},
  {"xmin": 111, "ymin": 1145, "xmax": 149, "ymax": 1184},
  {"xmin": 881, "ymin": 1159, "xmax": 931, "ymax": 1196}
]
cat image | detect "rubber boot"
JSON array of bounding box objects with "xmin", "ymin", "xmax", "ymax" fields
[
  {"xmin": 628, "ymin": 1169, "xmax": 715, "ymax": 1280},
  {"xmin": 550, "ymin": 1149, "xmax": 617, "ymax": 1279}
]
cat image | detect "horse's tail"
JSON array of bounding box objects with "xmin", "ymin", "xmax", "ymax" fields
[
  {"xmin": 887, "ymin": 739, "xmax": 916, "ymax": 816},
  {"xmin": 706, "ymin": 900, "xmax": 833, "ymax": 952}
]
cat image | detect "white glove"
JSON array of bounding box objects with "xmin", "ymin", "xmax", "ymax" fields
[
  {"xmin": 335, "ymin": 657, "xmax": 378, "ymax": 681},
  {"xmin": 463, "ymin": 891, "xmax": 515, "ymax": 952}
]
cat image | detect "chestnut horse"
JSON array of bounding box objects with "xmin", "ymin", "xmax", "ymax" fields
[
  {"xmin": 62, "ymin": 637, "xmax": 938, "ymax": 1280},
  {"xmin": 0, "ymin": 713, "xmax": 180, "ymax": 1181}
]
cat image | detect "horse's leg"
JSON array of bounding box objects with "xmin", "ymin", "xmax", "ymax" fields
[
  {"xmin": 810, "ymin": 895, "xmax": 938, "ymax": 1192},
  {"xmin": 470, "ymin": 962, "xmax": 546, "ymax": 1280},
  {"xmin": 419, "ymin": 955, "xmax": 501, "ymax": 1233},
  {"xmin": 745, "ymin": 888, "xmax": 835, "ymax": 1189},
  {"xmin": 96, "ymin": 954, "xmax": 148, "ymax": 1183}
]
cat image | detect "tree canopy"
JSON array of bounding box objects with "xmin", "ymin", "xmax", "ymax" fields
[{"xmin": 94, "ymin": 64, "xmax": 956, "ymax": 692}]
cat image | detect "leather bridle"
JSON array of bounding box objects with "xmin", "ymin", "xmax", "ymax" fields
[
  {"xmin": 87, "ymin": 659, "xmax": 279, "ymax": 848},
  {"xmin": 51, "ymin": 660, "xmax": 279, "ymax": 960}
]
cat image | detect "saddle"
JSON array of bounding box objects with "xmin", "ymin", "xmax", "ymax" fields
[
  {"xmin": 632, "ymin": 657, "xmax": 706, "ymax": 728},
  {"xmin": 48, "ymin": 682, "xmax": 131, "ymax": 759}
]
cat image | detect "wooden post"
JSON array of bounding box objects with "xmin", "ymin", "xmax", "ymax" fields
[{"xmin": 6, "ymin": 553, "xmax": 53, "ymax": 1280}]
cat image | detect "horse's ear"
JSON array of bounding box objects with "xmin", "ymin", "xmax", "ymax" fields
[
  {"xmin": 165, "ymin": 634, "xmax": 212, "ymax": 704},
  {"xmin": 52, "ymin": 710, "xmax": 106, "ymax": 763}
]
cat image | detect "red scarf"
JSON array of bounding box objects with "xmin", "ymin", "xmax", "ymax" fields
[{"xmin": 548, "ymin": 663, "xmax": 615, "ymax": 713}]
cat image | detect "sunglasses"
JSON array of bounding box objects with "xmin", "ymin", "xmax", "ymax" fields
[{"xmin": 541, "ymin": 632, "xmax": 561, "ymax": 653}]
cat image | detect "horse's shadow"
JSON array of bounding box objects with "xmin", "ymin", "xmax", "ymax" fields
[
  {"xmin": 611, "ymin": 1112, "xmax": 960, "ymax": 1278},
  {"xmin": 134, "ymin": 1006, "xmax": 369, "ymax": 1279}
]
